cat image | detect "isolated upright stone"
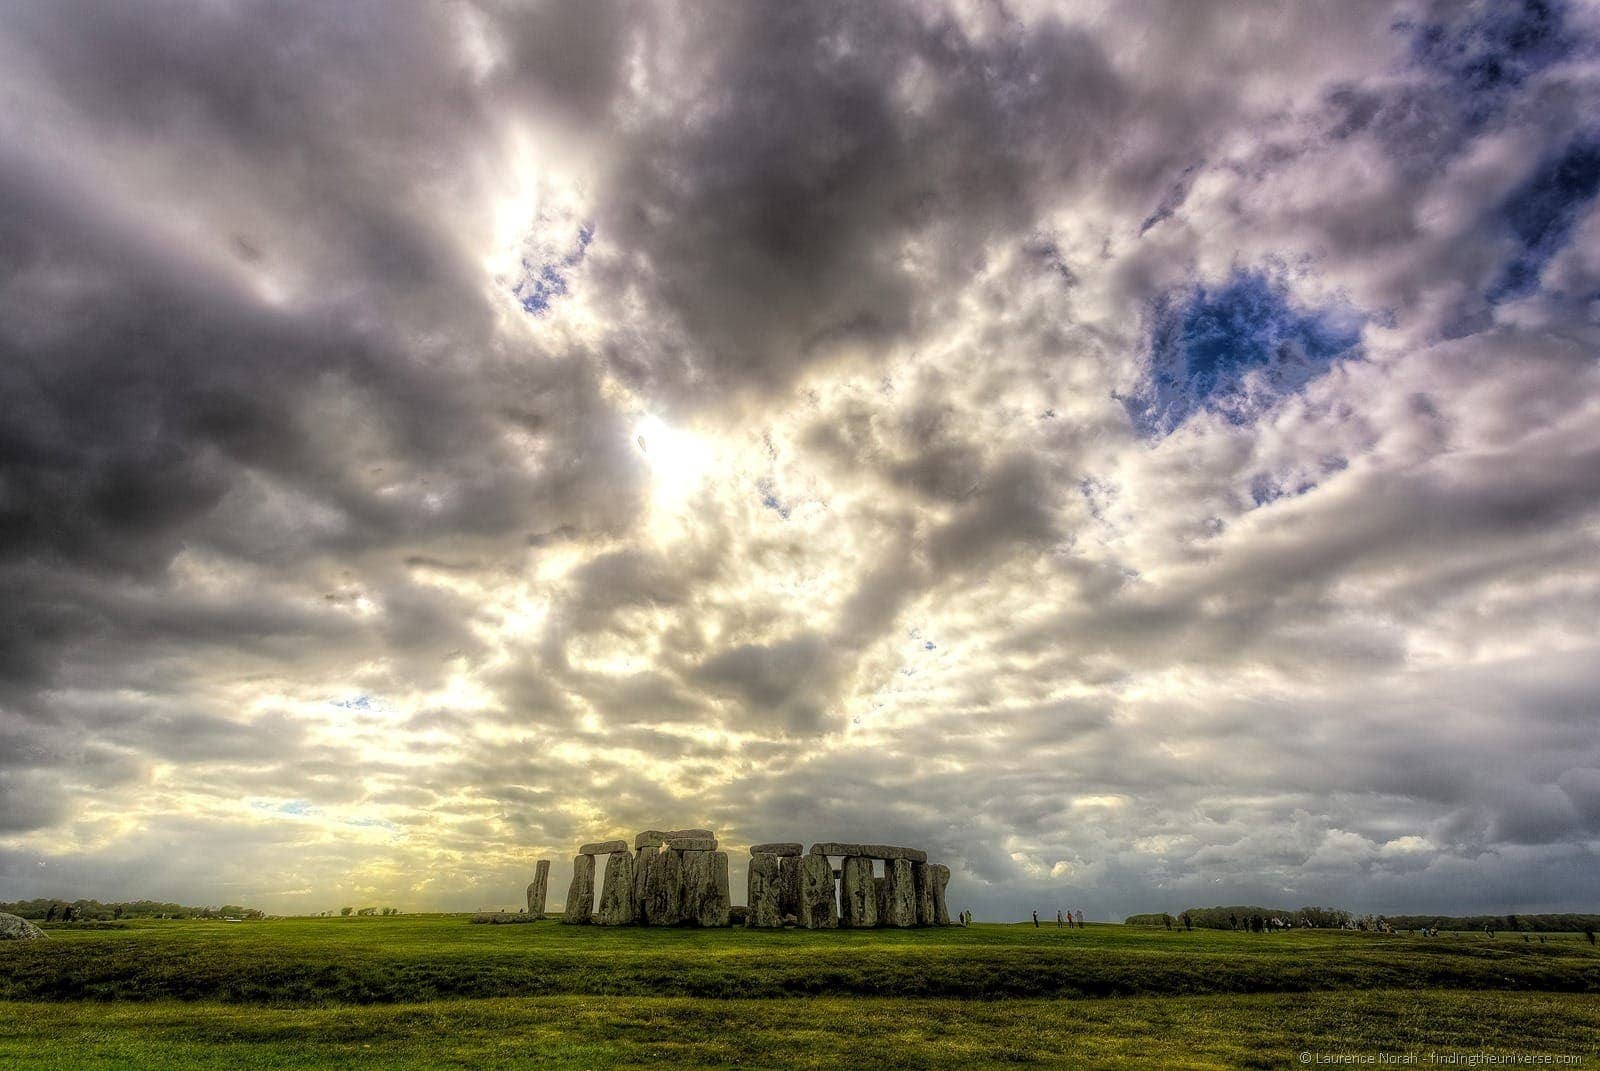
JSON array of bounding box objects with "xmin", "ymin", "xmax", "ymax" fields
[
  {"xmin": 596, "ymin": 850, "xmax": 637, "ymax": 925},
  {"xmin": 912, "ymin": 861, "xmax": 935, "ymax": 926},
  {"xmin": 562, "ymin": 854, "xmax": 595, "ymax": 924},
  {"xmin": 797, "ymin": 852, "xmax": 838, "ymax": 929},
  {"xmin": 526, "ymin": 859, "xmax": 551, "ymax": 918},
  {"xmin": 747, "ymin": 851, "xmax": 784, "ymax": 928},
  {"xmin": 930, "ymin": 863, "xmax": 951, "ymax": 925},
  {"xmin": 839, "ymin": 856, "xmax": 877, "ymax": 928},
  {"xmin": 883, "ymin": 858, "xmax": 917, "ymax": 927}
]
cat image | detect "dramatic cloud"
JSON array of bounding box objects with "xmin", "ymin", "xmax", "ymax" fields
[{"xmin": 1, "ymin": 0, "xmax": 1597, "ymax": 920}]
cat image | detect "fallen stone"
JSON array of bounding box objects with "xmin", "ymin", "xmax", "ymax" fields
[
  {"xmin": 595, "ymin": 850, "xmax": 638, "ymax": 925},
  {"xmin": 883, "ymin": 858, "xmax": 917, "ymax": 928},
  {"xmin": 681, "ymin": 849, "xmax": 731, "ymax": 927},
  {"xmin": 746, "ymin": 851, "xmax": 784, "ymax": 928},
  {"xmin": 797, "ymin": 852, "xmax": 838, "ymax": 929},
  {"xmin": 912, "ymin": 861, "xmax": 935, "ymax": 926},
  {"xmin": 0, "ymin": 913, "xmax": 45, "ymax": 941},
  {"xmin": 808, "ymin": 842, "xmax": 927, "ymax": 863},
  {"xmin": 526, "ymin": 859, "xmax": 551, "ymax": 919},
  {"xmin": 749, "ymin": 842, "xmax": 803, "ymax": 856},
  {"xmin": 839, "ymin": 857, "xmax": 877, "ymax": 928},
  {"xmin": 667, "ymin": 836, "xmax": 717, "ymax": 851},
  {"xmin": 562, "ymin": 854, "xmax": 595, "ymax": 924},
  {"xmin": 579, "ymin": 839, "xmax": 629, "ymax": 856},
  {"xmin": 931, "ymin": 863, "xmax": 951, "ymax": 925},
  {"xmin": 634, "ymin": 830, "xmax": 669, "ymax": 849}
]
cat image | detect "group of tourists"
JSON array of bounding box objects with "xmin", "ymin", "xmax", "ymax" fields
[{"xmin": 1031, "ymin": 908, "xmax": 1085, "ymax": 927}]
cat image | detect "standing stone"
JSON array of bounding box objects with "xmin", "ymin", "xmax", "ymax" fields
[
  {"xmin": 797, "ymin": 852, "xmax": 838, "ymax": 929},
  {"xmin": 682, "ymin": 849, "xmax": 731, "ymax": 927},
  {"xmin": 883, "ymin": 858, "xmax": 917, "ymax": 927},
  {"xmin": 747, "ymin": 851, "xmax": 784, "ymax": 928},
  {"xmin": 840, "ymin": 857, "xmax": 877, "ymax": 928},
  {"xmin": 874, "ymin": 876, "xmax": 887, "ymax": 925},
  {"xmin": 912, "ymin": 861, "xmax": 935, "ymax": 926},
  {"xmin": 562, "ymin": 854, "xmax": 595, "ymax": 924},
  {"xmin": 632, "ymin": 847, "xmax": 654, "ymax": 921},
  {"xmin": 779, "ymin": 855, "xmax": 800, "ymax": 918},
  {"xmin": 596, "ymin": 850, "xmax": 637, "ymax": 925},
  {"xmin": 526, "ymin": 859, "xmax": 551, "ymax": 918},
  {"xmin": 0, "ymin": 913, "xmax": 45, "ymax": 941},
  {"xmin": 930, "ymin": 863, "xmax": 951, "ymax": 925},
  {"xmin": 647, "ymin": 849, "xmax": 685, "ymax": 925}
]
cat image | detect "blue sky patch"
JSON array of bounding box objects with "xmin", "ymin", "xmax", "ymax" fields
[
  {"xmin": 1406, "ymin": 0, "xmax": 1573, "ymax": 127},
  {"xmin": 516, "ymin": 224, "xmax": 594, "ymax": 315},
  {"xmin": 1128, "ymin": 271, "xmax": 1365, "ymax": 437},
  {"xmin": 1489, "ymin": 136, "xmax": 1600, "ymax": 302}
]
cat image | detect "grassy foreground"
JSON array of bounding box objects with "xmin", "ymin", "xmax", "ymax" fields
[
  {"xmin": 1, "ymin": 990, "xmax": 1597, "ymax": 1069},
  {"xmin": 2, "ymin": 918, "xmax": 1598, "ymax": 1068},
  {"xmin": 4, "ymin": 916, "xmax": 1600, "ymax": 1003}
]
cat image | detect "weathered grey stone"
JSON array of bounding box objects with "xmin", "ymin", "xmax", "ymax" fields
[
  {"xmin": 797, "ymin": 852, "xmax": 838, "ymax": 929},
  {"xmin": 634, "ymin": 830, "xmax": 669, "ymax": 849},
  {"xmin": 778, "ymin": 854, "xmax": 800, "ymax": 917},
  {"xmin": 839, "ymin": 857, "xmax": 877, "ymax": 928},
  {"xmin": 930, "ymin": 863, "xmax": 951, "ymax": 925},
  {"xmin": 746, "ymin": 852, "xmax": 784, "ymax": 928},
  {"xmin": 0, "ymin": 913, "xmax": 45, "ymax": 941},
  {"xmin": 749, "ymin": 842, "xmax": 803, "ymax": 856},
  {"xmin": 680, "ymin": 849, "xmax": 731, "ymax": 927},
  {"xmin": 912, "ymin": 861, "xmax": 935, "ymax": 926},
  {"xmin": 562, "ymin": 854, "xmax": 595, "ymax": 924},
  {"xmin": 808, "ymin": 842, "xmax": 927, "ymax": 863},
  {"xmin": 596, "ymin": 851, "xmax": 637, "ymax": 925},
  {"xmin": 579, "ymin": 839, "xmax": 629, "ymax": 856},
  {"xmin": 526, "ymin": 859, "xmax": 550, "ymax": 918},
  {"xmin": 632, "ymin": 847, "xmax": 654, "ymax": 920},
  {"xmin": 644, "ymin": 848, "xmax": 685, "ymax": 925},
  {"xmin": 666, "ymin": 828, "xmax": 714, "ymax": 840},
  {"xmin": 883, "ymin": 858, "xmax": 917, "ymax": 927},
  {"xmin": 667, "ymin": 836, "xmax": 717, "ymax": 851}
]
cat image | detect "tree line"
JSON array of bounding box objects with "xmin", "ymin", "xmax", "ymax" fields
[
  {"xmin": 1, "ymin": 899, "xmax": 264, "ymax": 921},
  {"xmin": 1126, "ymin": 906, "xmax": 1600, "ymax": 932}
]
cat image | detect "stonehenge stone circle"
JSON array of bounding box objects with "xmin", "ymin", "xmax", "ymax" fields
[
  {"xmin": 548, "ymin": 827, "xmax": 953, "ymax": 930},
  {"xmin": 596, "ymin": 850, "xmax": 637, "ymax": 925},
  {"xmin": 562, "ymin": 854, "xmax": 595, "ymax": 924},
  {"xmin": 526, "ymin": 859, "xmax": 550, "ymax": 918}
]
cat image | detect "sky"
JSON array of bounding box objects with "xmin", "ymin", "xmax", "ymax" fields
[{"xmin": 1, "ymin": 0, "xmax": 1598, "ymax": 922}]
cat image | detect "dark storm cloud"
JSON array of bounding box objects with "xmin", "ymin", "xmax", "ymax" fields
[{"xmin": 0, "ymin": 0, "xmax": 1597, "ymax": 919}]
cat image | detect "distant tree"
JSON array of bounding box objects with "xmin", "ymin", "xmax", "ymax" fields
[
  {"xmin": 357, "ymin": 906, "xmax": 377, "ymax": 916},
  {"xmin": 340, "ymin": 906, "xmax": 353, "ymax": 917},
  {"xmin": 1505, "ymin": 914, "xmax": 1519, "ymax": 931}
]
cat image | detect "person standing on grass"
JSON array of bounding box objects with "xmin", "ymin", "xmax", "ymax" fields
[{"xmin": 1032, "ymin": 910, "xmax": 1039, "ymax": 927}]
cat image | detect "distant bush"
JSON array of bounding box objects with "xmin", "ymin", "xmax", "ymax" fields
[
  {"xmin": 1127, "ymin": 906, "xmax": 1353, "ymax": 929},
  {"xmin": 1386, "ymin": 914, "xmax": 1600, "ymax": 933},
  {"xmin": 1, "ymin": 899, "xmax": 263, "ymax": 922}
]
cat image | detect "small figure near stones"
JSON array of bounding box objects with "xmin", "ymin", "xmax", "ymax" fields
[{"xmin": 1032, "ymin": 910, "xmax": 1039, "ymax": 928}]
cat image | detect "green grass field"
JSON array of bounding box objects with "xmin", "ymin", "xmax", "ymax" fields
[{"xmin": 2, "ymin": 917, "xmax": 1598, "ymax": 1068}]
